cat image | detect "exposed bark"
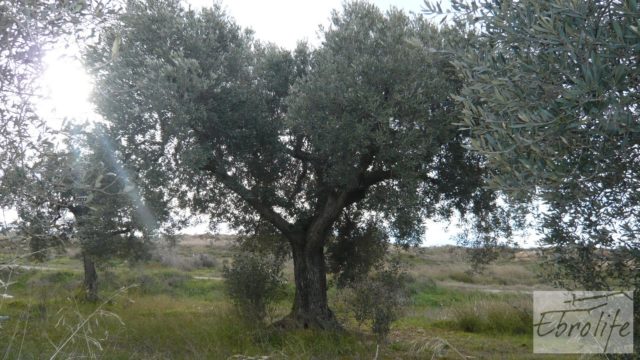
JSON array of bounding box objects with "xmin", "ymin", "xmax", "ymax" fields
[
  {"xmin": 205, "ymin": 141, "xmax": 390, "ymax": 329},
  {"xmin": 200, "ymin": 157, "xmax": 295, "ymax": 235},
  {"xmin": 274, "ymin": 190, "xmax": 380, "ymax": 329},
  {"xmin": 276, "ymin": 238, "xmax": 340, "ymax": 330},
  {"xmin": 82, "ymin": 253, "xmax": 98, "ymax": 302}
]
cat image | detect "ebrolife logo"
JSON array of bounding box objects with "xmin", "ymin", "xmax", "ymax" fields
[{"xmin": 533, "ymin": 291, "xmax": 634, "ymax": 353}]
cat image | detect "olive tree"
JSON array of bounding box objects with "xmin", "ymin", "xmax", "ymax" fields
[
  {"xmin": 17, "ymin": 127, "xmax": 161, "ymax": 301},
  {"xmin": 427, "ymin": 0, "xmax": 639, "ymax": 291},
  {"xmin": 87, "ymin": 0, "xmax": 508, "ymax": 328}
]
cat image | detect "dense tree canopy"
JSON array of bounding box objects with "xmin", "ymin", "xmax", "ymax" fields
[
  {"xmin": 87, "ymin": 0, "xmax": 509, "ymax": 328},
  {"xmin": 430, "ymin": 0, "xmax": 639, "ymax": 290}
]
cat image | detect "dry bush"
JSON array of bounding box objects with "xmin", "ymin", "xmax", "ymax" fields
[
  {"xmin": 152, "ymin": 248, "xmax": 217, "ymax": 271},
  {"xmin": 446, "ymin": 296, "xmax": 532, "ymax": 335},
  {"xmin": 484, "ymin": 263, "xmax": 538, "ymax": 285}
]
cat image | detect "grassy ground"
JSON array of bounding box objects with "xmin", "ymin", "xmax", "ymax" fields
[{"xmin": 0, "ymin": 237, "xmax": 591, "ymax": 359}]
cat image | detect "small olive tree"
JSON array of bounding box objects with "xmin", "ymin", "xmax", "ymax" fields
[
  {"xmin": 222, "ymin": 252, "xmax": 287, "ymax": 323},
  {"xmin": 343, "ymin": 260, "xmax": 409, "ymax": 340},
  {"xmin": 17, "ymin": 127, "xmax": 162, "ymax": 301}
]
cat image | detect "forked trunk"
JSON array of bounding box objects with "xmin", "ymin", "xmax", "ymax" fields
[
  {"xmin": 281, "ymin": 240, "xmax": 339, "ymax": 329},
  {"xmin": 83, "ymin": 253, "xmax": 98, "ymax": 302}
]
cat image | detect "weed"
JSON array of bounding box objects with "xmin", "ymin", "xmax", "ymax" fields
[{"xmin": 49, "ymin": 286, "xmax": 132, "ymax": 359}]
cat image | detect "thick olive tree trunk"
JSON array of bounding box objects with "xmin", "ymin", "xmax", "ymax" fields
[
  {"xmin": 82, "ymin": 253, "xmax": 98, "ymax": 302},
  {"xmin": 275, "ymin": 237, "xmax": 339, "ymax": 330}
]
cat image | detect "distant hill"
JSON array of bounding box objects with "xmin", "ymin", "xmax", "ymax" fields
[{"xmin": 177, "ymin": 234, "xmax": 238, "ymax": 248}]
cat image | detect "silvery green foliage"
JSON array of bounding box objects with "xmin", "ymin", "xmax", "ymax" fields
[
  {"xmin": 0, "ymin": 0, "xmax": 116, "ymax": 211},
  {"xmin": 344, "ymin": 261, "xmax": 409, "ymax": 340},
  {"xmin": 431, "ymin": 0, "xmax": 640, "ymax": 200},
  {"xmin": 326, "ymin": 216, "xmax": 389, "ymax": 288},
  {"xmin": 87, "ymin": 0, "xmax": 506, "ymax": 247},
  {"xmin": 428, "ymin": 3, "xmax": 639, "ymax": 345},
  {"xmin": 222, "ymin": 252, "xmax": 286, "ymax": 323},
  {"xmin": 428, "ymin": 0, "xmax": 639, "ymax": 290}
]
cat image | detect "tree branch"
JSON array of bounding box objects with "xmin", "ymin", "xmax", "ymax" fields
[
  {"xmin": 287, "ymin": 160, "xmax": 308, "ymax": 204},
  {"xmin": 361, "ymin": 169, "xmax": 394, "ymax": 187},
  {"xmin": 301, "ymin": 152, "xmax": 394, "ymax": 248},
  {"xmin": 108, "ymin": 227, "xmax": 131, "ymax": 236},
  {"xmin": 287, "ymin": 134, "xmax": 322, "ymax": 164},
  {"xmin": 202, "ymin": 159, "xmax": 295, "ymax": 235},
  {"xmin": 304, "ymin": 190, "xmax": 350, "ymax": 248}
]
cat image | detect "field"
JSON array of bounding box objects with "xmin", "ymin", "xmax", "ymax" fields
[{"xmin": 0, "ymin": 235, "xmax": 592, "ymax": 359}]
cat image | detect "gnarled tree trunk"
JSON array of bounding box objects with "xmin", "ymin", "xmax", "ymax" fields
[
  {"xmin": 275, "ymin": 234, "xmax": 340, "ymax": 330},
  {"xmin": 276, "ymin": 193, "xmax": 360, "ymax": 329},
  {"xmin": 82, "ymin": 253, "xmax": 98, "ymax": 302},
  {"xmin": 289, "ymin": 240, "xmax": 338, "ymax": 329}
]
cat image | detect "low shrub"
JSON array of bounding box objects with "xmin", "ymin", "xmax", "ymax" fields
[
  {"xmin": 222, "ymin": 252, "xmax": 286, "ymax": 323},
  {"xmin": 343, "ymin": 260, "xmax": 409, "ymax": 341},
  {"xmin": 193, "ymin": 253, "xmax": 217, "ymax": 268}
]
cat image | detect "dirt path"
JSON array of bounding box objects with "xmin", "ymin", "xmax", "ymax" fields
[
  {"xmin": 437, "ymin": 280, "xmax": 554, "ymax": 294},
  {"xmin": 193, "ymin": 276, "xmax": 223, "ymax": 281},
  {"xmin": 1, "ymin": 264, "xmax": 225, "ymax": 283},
  {"xmin": 0, "ymin": 264, "xmax": 67, "ymax": 272}
]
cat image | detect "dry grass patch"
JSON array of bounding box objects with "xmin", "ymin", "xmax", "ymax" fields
[{"xmin": 440, "ymin": 296, "xmax": 533, "ymax": 335}]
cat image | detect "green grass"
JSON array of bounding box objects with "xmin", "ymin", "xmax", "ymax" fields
[
  {"xmin": 1, "ymin": 288, "xmax": 372, "ymax": 359},
  {"xmin": 404, "ymin": 284, "xmax": 533, "ymax": 335},
  {"xmin": 0, "ymin": 245, "xmax": 582, "ymax": 359},
  {"xmin": 411, "ymin": 284, "xmax": 471, "ymax": 308}
]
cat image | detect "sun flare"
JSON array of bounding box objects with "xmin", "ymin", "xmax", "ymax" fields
[{"xmin": 37, "ymin": 47, "xmax": 96, "ymax": 129}]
